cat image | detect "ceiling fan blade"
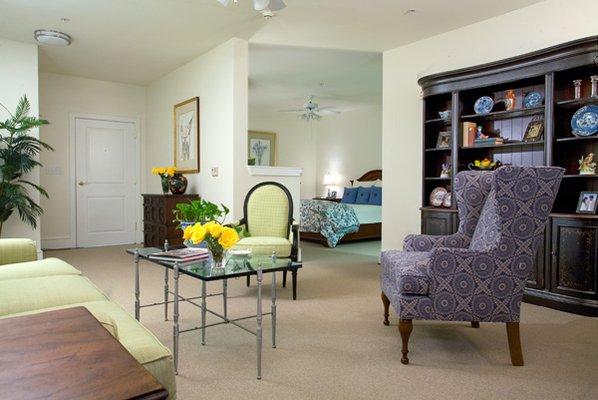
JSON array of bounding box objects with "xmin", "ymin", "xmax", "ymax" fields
[
  {"xmin": 267, "ymin": 0, "xmax": 287, "ymax": 11},
  {"xmin": 318, "ymin": 109, "xmax": 341, "ymax": 115},
  {"xmin": 279, "ymin": 109, "xmax": 306, "ymax": 113},
  {"xmin": 217, "ymin": 0, "xmax": 231, "ymax": 6},
  {"xmin": 253, "ymin": 0, "xmax": 270, "ymax": 10}
]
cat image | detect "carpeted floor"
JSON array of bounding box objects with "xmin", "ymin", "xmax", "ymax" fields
[{"xmin": 46, "ymin": 241, "xmax": 598, "ymax": 400}]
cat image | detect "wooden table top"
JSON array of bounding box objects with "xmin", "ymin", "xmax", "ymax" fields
[{"xmin": 0, "ymin": 307, "xmax": 168, "ymax": 400}]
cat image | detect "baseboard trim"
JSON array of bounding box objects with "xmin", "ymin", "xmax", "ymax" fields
[{"xmin": 42, "ymin": 237, "xmax": 75, "ymax": 250}]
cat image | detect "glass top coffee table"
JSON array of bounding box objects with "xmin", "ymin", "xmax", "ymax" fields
[{"xmin": 126, "ymin": 244, "xmax": 302, "ymax": 379}]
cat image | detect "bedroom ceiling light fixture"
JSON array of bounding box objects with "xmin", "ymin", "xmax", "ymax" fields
[
  {"xmin": 34, "ymin": 29, "xmax": 71, "ymax": 46},
  {"xmin": 280, "ymin": 95, "xmax": 340, "ymax": 122}
]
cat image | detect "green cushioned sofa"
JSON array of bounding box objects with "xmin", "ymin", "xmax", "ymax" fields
[{"xmin": 0, "ymin": 239, "xmax": 176, "ymax": 398}]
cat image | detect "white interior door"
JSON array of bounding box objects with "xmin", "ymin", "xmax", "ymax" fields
[{"xmin": 75, "ymin": 118, "xmax": 138, "ymax": 247}]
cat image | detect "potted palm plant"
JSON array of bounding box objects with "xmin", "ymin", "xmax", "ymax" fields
[{"xmin": 0, "ymin": 96, "xmax": 52, "ymax": 236}]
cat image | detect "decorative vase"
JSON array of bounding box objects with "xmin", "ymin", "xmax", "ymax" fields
[
  {"xmin": 169, "ymin": 173, "xmax": 188, "ymax": 195},
  {"xmin": 209, "ymin": 246, "xmax": 226, "ymax": 270},
  {"xmin": 504, "ymin": 89, "xmax": 516, "ymax": 111},
  {"xmin": 591, "ymin": 75, "xmax": 598, "ymax": 98},
  {"xmin": 573, "ymin": 79, "xmax": 583, "ymax": 99},
  {"xmin": 160, "ymin": 176, "xmax": 170, "ymax": 194}
]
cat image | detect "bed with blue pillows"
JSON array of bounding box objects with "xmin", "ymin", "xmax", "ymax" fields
[{"xmin": 300, "ymin": 170, "xmax": 382, "ymax": 247}]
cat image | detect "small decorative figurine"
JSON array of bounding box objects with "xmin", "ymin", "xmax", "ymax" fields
[
  {"xmin": 504, "ymin": 89, "xmax": 516, "ymax": 111},
  {"xmin": 573, "ymin": 79, "xmax": 583, "ymax": 99},
  {"xmin": 579, "ymin": 153, "xmax": 597, "ymax": 175},
  {"xmin": 440, "ymin": 162, "xmax": 451, "ymax": 178},
  {"xmin": 476, "ymin": 126, "xmax": 489, "ymax": 139},
  {"xmin": 591, "ymin": 75, "xmax": 598, "ymax": 98}
]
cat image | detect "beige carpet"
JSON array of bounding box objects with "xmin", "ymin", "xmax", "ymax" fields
[{"xmin": 46, "ymin": 241, "xmax": 598, "ymax": 400}]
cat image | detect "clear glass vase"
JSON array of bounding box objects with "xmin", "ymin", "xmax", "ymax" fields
[{"xmin": 160, "ymin": 175, "xmax": 170, "ymax": 194}]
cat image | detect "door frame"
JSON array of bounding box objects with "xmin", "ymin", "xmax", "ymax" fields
[{"xmin": 68, "ymin": 113, "xmax": 142, "ymax": 248}]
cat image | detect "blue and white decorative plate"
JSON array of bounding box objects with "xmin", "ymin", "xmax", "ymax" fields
[
  {"xmin": 571, "ymin": 105, "xmax": 598, "ymax": 137},
  {"xmin": 474, "ymin": 96, "xmax": 494, "ymax": 114},
  {"xmin": 523, "ymin": 91, "xmax": 543, "ymax": 108}
]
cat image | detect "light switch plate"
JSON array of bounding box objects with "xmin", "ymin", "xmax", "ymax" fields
[{"xmin": 211, "ymin": 167, "xmax": 218, "ymax": 177}]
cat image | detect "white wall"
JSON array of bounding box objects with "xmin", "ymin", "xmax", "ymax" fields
[
  {"xmin": 146, "ymin": 38, "xmax": 248, "ymax": 220},
  {"xmin": 315, "ymin": 105, "xmax": 382, "ymax": 196},
  {"xmin": 249, "ymin": 104, "xmax": 382, "ymax": 199},
  {"xmin": 249, "ymin": 110, "xmax": 318, "ymax": 198},
  {"xmin": 382, "ymin": 0, "xmax": 598, "ymax": 251},
  {"xmin": 39, "ymin": 73, "xmax": 146, "ymax": 249},
  {"xmin": 0, "ymin": 38, "xmax": 41, "ymax": 253}
]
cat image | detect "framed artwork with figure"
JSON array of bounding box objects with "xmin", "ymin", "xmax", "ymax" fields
[
  {"xmin": 248, "ymin": 131, "xmax": 277, "ymax": 166},
  {"xmin": 174, "ymin": 97, "xmax": 200, "ymax": 173}
]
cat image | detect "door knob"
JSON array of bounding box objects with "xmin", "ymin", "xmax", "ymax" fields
[{"xmin": 78, "ymin": 181, "xmax": 85, "ymax": 186}]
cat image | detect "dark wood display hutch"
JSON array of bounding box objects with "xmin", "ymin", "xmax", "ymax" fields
[
  {"xmin": 142, "ymin": 194, "xmax": 198, "ymax": 247},
  {"xmin": 418, "ymin": 36, "xmax": 598, "ymax": 316}
]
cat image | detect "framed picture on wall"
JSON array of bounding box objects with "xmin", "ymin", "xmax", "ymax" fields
[
  {"xmin": 248, "ymin": 131, "xmax": 277, "ymax": 166},
  {"xmin": 173, "ymin": 97, "xmax": 200, "ymax": 173}
]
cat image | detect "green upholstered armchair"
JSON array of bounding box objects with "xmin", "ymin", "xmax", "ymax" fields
[{"xmin": 233, "ymin": 182, "xmax": 300, "ymax": 297}]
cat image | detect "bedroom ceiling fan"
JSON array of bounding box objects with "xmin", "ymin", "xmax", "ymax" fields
[
  {"xmin": 279, "ymin": 95, "xmax": 341, "ymax": 121},
  {"xmin": 217, "ymin": 0, "xmax": 286, "ymax": 11}
]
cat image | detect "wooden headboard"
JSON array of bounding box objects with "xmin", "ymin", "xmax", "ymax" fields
[{"xmin": 350, "ymin": 169, "xmax": 382, "ymax": 185}]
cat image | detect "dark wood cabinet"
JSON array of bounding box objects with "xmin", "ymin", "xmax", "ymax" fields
[
  {"xmin": 142, "ymin": 194, "xmax": 198, "ymax": 247},
  {"xmin": 418, "ymin": 36, "xmax": 598, "ymax": 316},
  {"xmin": 421, "ymin": 208, "xmax": 457, "ymax": 236},
  {"xmin": 550, "ymin": 217, "xmax": 598, "ymax": 301}
]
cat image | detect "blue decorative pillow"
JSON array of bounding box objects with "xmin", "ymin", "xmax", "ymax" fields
[
  {"xmin": 355, "ymin": 187, "xmax": 372, "ymax": 204},
  {"xmin": 368, "ymin": 186, "xmax": 382, "ymax": 205},
  {"xmin": 341, "ymin": 187, "xmax": 358, "ymax": 203}
]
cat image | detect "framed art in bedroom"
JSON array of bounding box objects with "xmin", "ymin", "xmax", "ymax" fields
[
  {"xmin": 174, "ymin": 97, "xmax": 200, "ymax": 173},
  {"xmin": 248, "ymin": 131, "xmax": 277, "ymax": 166}
]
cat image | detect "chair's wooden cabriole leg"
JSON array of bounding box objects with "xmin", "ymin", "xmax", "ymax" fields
[
  {"xmin": 471, "ymin": 321, "xmax": 480, "ymax": 328},
  {"xmin": 398, "ymin": 319, "xmax": 413, "ymax": 365},
  {"xmin": 282, "ymin": 270, "xmax": 287, "ymax": 288},
  {"xmin": 246, "ymin": 275, "xmax": 251, "ymax": 287},
  {"xmin": 506, "ymin": 322, "xmax": 524, "ymax": 366},
  {"xmin": 381, "ymin": 292, "xmax": 390, "ymax": 326}
]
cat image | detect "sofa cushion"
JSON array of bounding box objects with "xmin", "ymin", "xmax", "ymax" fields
[
  {"xmin": 233, "ymin": 236, "xmax": 292, "ymax": 257},
  {"xmin": 0, "ymin": 238, "xmax": 37, "ymax": 266},
  {"xmin": 381, "ymin": 250, "xmax": 431, "ymax": 295},
  {"xmin": 0, "ymin": 257, "xmax": 81, "ymax": 281},
  {"xmin": 0, "ymin": 275, "xmax": 107, "ymax": 316}
]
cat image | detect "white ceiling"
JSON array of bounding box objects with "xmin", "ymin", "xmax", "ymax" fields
[
  {"xmin": 0, "ymin": 0, "xmax": 543, "ymax": 85},
  {"xmin": 249, "ymin": 44, "xmax": 381, "ymax": 112}
]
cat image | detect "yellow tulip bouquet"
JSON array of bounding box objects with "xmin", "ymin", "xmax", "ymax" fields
[
  {"xmin": 183, "ymin": 221, "xmax": 240, "ymax": 267},
  {"xmin": 152, "ymin": 166, "xmax": 177, "ymax": 194}
]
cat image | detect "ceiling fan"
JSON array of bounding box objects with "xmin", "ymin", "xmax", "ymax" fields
[
  {"xmin": 279, "ymin": 95, "xmax": 341, "ymax": 121},
  {"xmin": 217, "ymin": 0, "xmax": 286, "ymax": 11}
]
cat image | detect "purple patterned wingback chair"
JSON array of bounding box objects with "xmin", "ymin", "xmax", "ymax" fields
[{"xmin": 380, "ymin": 166, "xmax": 564, "ymax": 366}]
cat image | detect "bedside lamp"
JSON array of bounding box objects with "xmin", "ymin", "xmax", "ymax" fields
[{"xmin": 323, "ymin": 173, "xmax": 338, "ymax": 198}]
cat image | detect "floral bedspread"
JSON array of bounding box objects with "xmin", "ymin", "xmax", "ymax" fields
[{"xmin": 300, "ymin": 199, "xmax": 359, "ymax": 247}]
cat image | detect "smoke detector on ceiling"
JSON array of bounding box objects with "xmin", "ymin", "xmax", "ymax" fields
[{"xmin": 34, "ymin": 30, "xmax": 71, "ymax": 46}]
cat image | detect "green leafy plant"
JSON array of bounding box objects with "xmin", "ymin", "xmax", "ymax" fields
[
  {"xmin": 173, "ymin": 199, "xmax": 229, "ymax": 225},
  {"xmin": 0, "ymin": 96, "xmax": 52, "ymax": 236}
]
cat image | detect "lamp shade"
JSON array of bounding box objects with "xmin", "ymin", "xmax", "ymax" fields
[{"xmin": 323, "ymin": 173, "xmax": 336, "ymax": 185}]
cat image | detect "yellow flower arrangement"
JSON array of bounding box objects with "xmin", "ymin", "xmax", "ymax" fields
[
  {"xmin": 183, "ymin": 221, "xmax": 240, "ymax": 266},
  {"xmin": 151, "ymin": 166, "xmax": 177, "ymax": 177}
]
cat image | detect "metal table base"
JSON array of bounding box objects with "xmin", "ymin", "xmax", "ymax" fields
[{"xmin": 133, "ymin": 247, "xmax": 278, "ymax": 380}]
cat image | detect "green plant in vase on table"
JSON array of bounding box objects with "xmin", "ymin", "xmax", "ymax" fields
[
  {"xmin": 0, "ymin": 96, "xmax": 52, "ymax": 236},
  {"xmin": 173, "ymin": 199, "xmax": 230, "ymax": 228},
  {"xmin": 151, "ymin": 166, "xmax": 177, "ymax": 194}
]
